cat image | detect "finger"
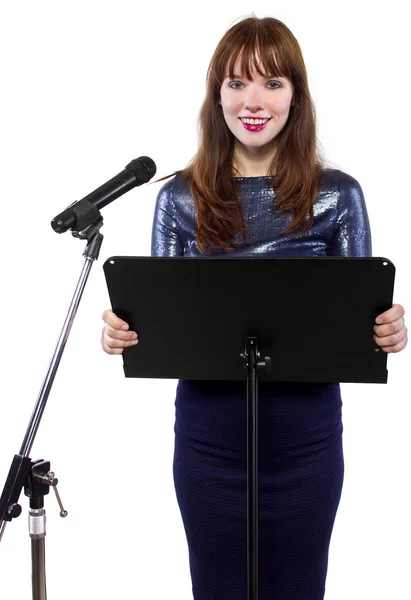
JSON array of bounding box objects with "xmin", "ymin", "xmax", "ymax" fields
[
  {"xmin": 373, "ymin": 329, "xmax": 406, "ymax": 348},
  {"xmin": 374, "ymin": 317, "xmax": 405, "ymax": 337},
  {"xmin": 101, "ymin": 338, "xmax": 125, "ymax": 355},
  {"xmin": 104, "ymin": 324, "xmax": 138, "ymax": 342},
  {"xmin": 102, "ymin": 309, "xmax": 130, "ymax": 331},
  {"xmin": 103, "ymin": 334, "xmax": 138, "ymax": 349},
  {"xmin": 378, "ymin": 329, "xmax": 408, "ymax": 353},
  {"xmin": 375, "ymin": 303, "xmax": 405, "ymax": 324}
]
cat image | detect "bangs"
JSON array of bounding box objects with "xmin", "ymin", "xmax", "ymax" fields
[{"xmin": 225, "ymin": 38, "xmax": 290, "ymax": 81}]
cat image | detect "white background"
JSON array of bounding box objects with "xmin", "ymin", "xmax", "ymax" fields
[{"xmin": 0, "ymin": 1, "xmax": 409, "ymax": 598}]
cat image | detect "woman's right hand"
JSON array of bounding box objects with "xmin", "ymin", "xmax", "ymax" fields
[{"xmin": 101, "ymin": 309, "xmax": 138, "ymax": 355}]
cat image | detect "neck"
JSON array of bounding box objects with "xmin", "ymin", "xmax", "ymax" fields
[{"xmin": 232, "ymin": 142, "xmax": 277, "ymax": 177}]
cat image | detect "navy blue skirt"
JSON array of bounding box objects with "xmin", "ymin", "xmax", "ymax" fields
[{"xmin": 173, "ymin": 379, "xmax": 344, "ymax": 600}]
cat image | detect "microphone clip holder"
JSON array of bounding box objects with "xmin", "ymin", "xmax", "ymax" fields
[{"xmin": 72, "ymin": 215, "xmax": 104, "ymax": 260}]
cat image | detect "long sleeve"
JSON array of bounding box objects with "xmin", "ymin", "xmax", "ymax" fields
[
  {"xmin": 330, "ymin": 173, "xmax": 372, "ymax": 257},
  {"xmin": 151, "ymin": 178, "xmax": 184, "ymax": 257}
]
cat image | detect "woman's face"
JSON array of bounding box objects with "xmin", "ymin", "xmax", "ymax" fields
[{"xmin": 219, "ymin": 60, "xmax": 294, "ymax": 154}]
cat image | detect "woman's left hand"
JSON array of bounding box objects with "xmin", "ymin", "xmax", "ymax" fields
[{"xmin": 374, "ymin": 304, "xmax": 408, "ymax": 353}]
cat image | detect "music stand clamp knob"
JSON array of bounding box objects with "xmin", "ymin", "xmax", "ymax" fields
[
  {"xmin": 257, "ymin": 357, "xmax": 272, "ymax": 373},
  {"xmin": 240, "ymin": 338, "xmax": 272, "ymax": 374}
]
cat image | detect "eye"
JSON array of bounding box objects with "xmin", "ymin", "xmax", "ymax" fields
[
  {"xmin": 228, "ymin": 81, "xmax": 244, "ymax": 89},
  {"xmin": 267, "ymin": 80, "xmax": 281, "ymax": 89}
]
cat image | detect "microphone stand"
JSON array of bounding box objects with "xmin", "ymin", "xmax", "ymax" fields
[{"xmin": 0, "ymin": 215, "xmax": 104, "ymax": 600}]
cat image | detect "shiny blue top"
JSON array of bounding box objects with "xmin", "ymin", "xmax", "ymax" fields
[{"xmin": 151, "ymin": 169, "xmax": 372, "ymax": 258}]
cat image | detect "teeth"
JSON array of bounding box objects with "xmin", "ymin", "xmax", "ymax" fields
[{"xmin": 241, "ymin": 118, "xmax": 269, "ymax": 125}]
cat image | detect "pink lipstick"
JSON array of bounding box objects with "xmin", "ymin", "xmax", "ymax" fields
[{"xmin": 239, "ymin": 117, "xmax": 271, "ymax": 132}]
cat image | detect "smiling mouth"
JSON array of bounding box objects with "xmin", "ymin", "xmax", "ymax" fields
[
  {"xmin": 240, "ymin": 117, "xmax": 271, "ymax": 125},
  {"xmin": 239, "ymin": 117, "xmax": 271, "ymax": 131}
]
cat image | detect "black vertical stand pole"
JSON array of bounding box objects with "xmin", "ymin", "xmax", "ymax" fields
[
  {"xmin": 31, "ymin": 537, "xmax": 46, "ymax": 599},
  {"xmin": 30, "ymin": 500, "xmax": 47, "ymax": 600},
  {"xmin": 242, "ymin": 337, "xmax": 272, "ymax": 600},
  {"xmin": 245, "ymin": 338, "xmax": 259, "ymax": 600}
]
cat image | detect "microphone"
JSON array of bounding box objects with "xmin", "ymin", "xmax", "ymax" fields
[{"xmin": 51, "ymin": 156, "xmax": 156, "ymax": 233}]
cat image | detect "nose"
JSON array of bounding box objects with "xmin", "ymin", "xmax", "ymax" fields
[{"xmin": 244, "ymin": 84, "xmax": 264, "ymax": 112}]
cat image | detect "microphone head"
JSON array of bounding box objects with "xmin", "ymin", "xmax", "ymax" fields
[{"xmin": 126, "ymin": 156, "xmax": 157, "ymax": 184}]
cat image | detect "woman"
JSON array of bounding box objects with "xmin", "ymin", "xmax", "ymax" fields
[{"xmin": 101, "ymin": 16, "xmax": 408, "ymax": 600}]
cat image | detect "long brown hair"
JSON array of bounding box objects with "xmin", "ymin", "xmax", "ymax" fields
[{"xmin": 156, "ymin": 16, "xmax": 331, "ymax": 254}]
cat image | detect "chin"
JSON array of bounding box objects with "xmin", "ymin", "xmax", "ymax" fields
[{"xmin": 239, "ymin": 135, "xmax": 277, "ymax": 148}]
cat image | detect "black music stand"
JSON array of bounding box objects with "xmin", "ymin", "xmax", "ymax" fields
[{"xmin": 103, "ymin": 256, "xmax": 395, "ymax": 600}]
